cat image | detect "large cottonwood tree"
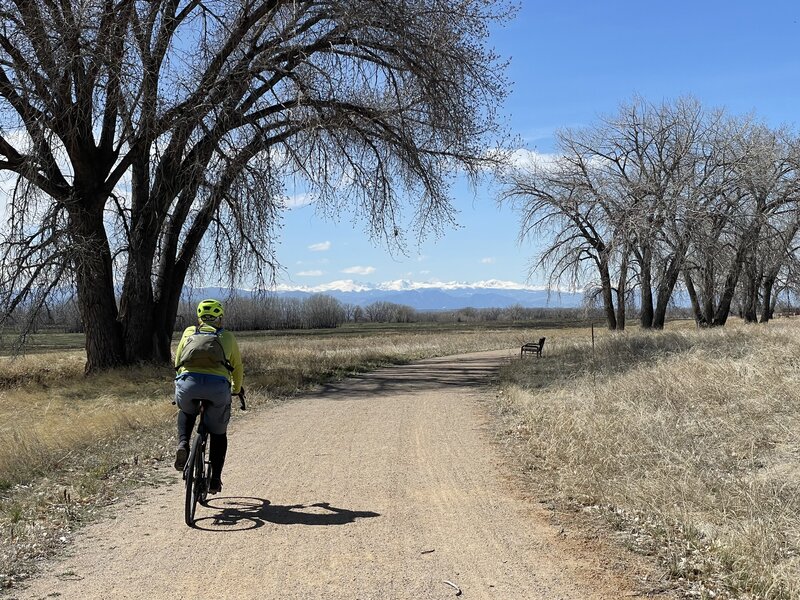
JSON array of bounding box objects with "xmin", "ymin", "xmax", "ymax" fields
[{"xmin": 0, "ymin": 0, "xmax": 512, "ymax": 371}]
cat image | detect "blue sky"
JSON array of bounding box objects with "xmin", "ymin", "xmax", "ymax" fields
[{"xmin": 274, "ymin": 0, "xmax": 800, "ymax": 291}]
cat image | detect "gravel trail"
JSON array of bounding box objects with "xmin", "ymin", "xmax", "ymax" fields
[{"xmin": 17, "ymin": 349, "xmax": 659, "ymax": 599}]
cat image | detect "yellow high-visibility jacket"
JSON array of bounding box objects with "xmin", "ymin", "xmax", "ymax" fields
[{"xmin": 174, "ymin": 324, "xmax": 244, "ymax": 395}]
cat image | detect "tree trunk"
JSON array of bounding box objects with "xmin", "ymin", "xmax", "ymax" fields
[
  {"xmin": 152, "ymin": 220, "xmax": 207, "ymax": 362},
  {"xmin": 760, "ymin": 271, "xmax": 779, "ymax": 323},
  {"xmin": 652, "ymin": 244, "xmax": 688, "ymax": 329},
  {"xmin": 119, "ymin": 217, "xmax": 159, "ymax": 364},
  {"xmin": 153, "ymin": 287, "xmax": 182, "ymax": 364},
  {"xmin": 117, "ymin": 153, "xmax": 163, "ymax": 363},
  {"xmin": 713, "ymin": 238, "xmax": 750, "ymax": 326},
  {"xmin": 741, "ymin": 262, "xmax": 760, "ymax": 323},
  {"xmin": 615, "ymin": 250, "xmax": 629, "ymax": 331},
  {"xmin": 639, "ymin": 248, "xmax": 654, "ymax": 329},
  {"xmin": 118, "ymin": 256, "xmax": 157, "ymax": 363},
  {"xmin": 684, "ymin": 271, "xmax": 705, "ymax": 327},
  {"xmin": 701, "ymin": 258, "xmax": 715, "ymax": 325},
  {"xmin": 769, "ymin": 288, "xmax": 779, "ymax": 321},
  {"xmin": 598, "ymin": 257, "xmax": 617, "ymax": 330},
  {"xmin": 69, "ymin": 204, "xmax": 125, "ymax": 373}
]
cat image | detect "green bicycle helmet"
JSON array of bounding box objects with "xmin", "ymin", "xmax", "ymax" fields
[{"xmin": 197, "ymin": 298, "xmax": 224, "ymax": 323}]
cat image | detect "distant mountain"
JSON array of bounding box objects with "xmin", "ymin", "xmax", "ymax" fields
[{"xmin": 184, "ymin": 280, "xmax": 585, "ymax": 310}]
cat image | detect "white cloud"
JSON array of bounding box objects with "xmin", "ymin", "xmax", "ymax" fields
[
  {"xmin": 341, "ymin": 265, "xmax": 376, "ymax": 276},
  {"xmin": 481, "ymin": 257, "xmax": 496, "ymax": 264},
  {"xmin": 297, "ymin": 270, "xmax": 323, "ymax": 277},
  {"xmin": 506, "ymin": 148, "xmax": 559, "ymax": 171},
  {"xmin": 308, "ymin": 241, "xmax": 331, "ymax": 252},
  {"xmin": 284, "ymin": 193, "xmax": 315, "ymax": 209}
]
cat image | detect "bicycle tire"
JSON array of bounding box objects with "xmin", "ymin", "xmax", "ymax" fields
[{"xmin": 184, "ymin": 433, "xmax": 205, "ymax": 526}]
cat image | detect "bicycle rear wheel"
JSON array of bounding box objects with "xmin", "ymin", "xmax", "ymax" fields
[{"xmin": 184, "ymin": 433, "xmax": 205, "ymax": 526}]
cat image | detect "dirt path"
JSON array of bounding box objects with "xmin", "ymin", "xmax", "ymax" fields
[{"xmin": 18, "ymin": 349, "xmax": 661, "ymax": 599}]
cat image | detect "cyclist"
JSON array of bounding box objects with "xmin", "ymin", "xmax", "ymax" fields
[{"xmin": 173, "ymin": 299, "xmax": 244, "ymax": 495}]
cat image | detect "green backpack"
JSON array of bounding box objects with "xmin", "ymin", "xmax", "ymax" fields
[{"xmin": 177, "ymin": 327, "xmax": 234, "ymax": 372}]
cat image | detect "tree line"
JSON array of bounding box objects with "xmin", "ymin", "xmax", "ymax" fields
[
  {"xmin": 4, "ymin": 291, "xmax": 600, "ymax": 336},
  {"xmin": 502, "ymin": 97, "xmax": 800, "ymax": 330}
]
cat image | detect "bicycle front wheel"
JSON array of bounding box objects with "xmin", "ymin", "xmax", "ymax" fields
[{"xmin": 184, "ymin": 434, "xmax": 205, "ymax": 526}]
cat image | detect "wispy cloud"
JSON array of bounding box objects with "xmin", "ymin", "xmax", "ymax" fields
[
  {"xmin": 297, "ymin": 270, "xmax": 323, "ymax": 277},
  {"xmin": 342, "ymin": 266, "xmax": 376, "ymax": 276},
  {"xmin": 308, "ymin": 241, "xmax": 331, "ymax": 252},
  {"xmin": 481, "ymin": 257, "xmax": 496, "ymax": 264},
  {"xmin": 284, "ymin": 193, "xmax": 315, "ymax": 208},
  {"xmin": 507, "ymin": 148, "xmax": 559, "ymax": 170}
]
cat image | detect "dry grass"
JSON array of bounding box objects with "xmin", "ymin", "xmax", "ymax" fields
[
  {"xmin": 0, "ymin": 356, "xmax": 175, "ymax": 490},
  {"xmin": 497, "ymin": 320, "xmax": 800, "ymax": 599}
]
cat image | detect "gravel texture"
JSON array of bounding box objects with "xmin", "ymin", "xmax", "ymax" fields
[{"xmin": 16, "ymin": 349, "xmax": 662, "ymax": 600}]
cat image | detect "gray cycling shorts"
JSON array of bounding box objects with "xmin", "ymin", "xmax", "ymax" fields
[{"xmin": 175, "ymin": 373, "xmax": 232, "ymax": 435}]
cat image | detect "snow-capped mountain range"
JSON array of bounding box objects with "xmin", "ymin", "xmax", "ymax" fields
[
  {"xmin": 273, "ymin": 278, "xmax": 546, "ymax": 293},
  {"xmin": 187, "ymin": 280, "xmax": 585, "ymax": 310}
]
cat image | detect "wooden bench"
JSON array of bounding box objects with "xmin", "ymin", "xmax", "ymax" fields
[{"xmin": 520, "ymin": 337, "xmax": 546, "ymax": 358}]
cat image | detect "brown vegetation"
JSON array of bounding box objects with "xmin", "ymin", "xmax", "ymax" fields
[
  {"xmin": 496, "ymin": 320, "xmax": 800, "ymax": 599},
  {"xmin": 6, "ymin": 319, "xmax": 795, "ymax": 598}
]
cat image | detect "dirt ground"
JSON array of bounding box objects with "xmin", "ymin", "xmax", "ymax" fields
[{"xmin": 15, "ymin": 349, "xmax": 673, "ymax": 600}]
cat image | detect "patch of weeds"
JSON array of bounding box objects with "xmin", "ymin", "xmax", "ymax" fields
[
  {"xmin": 0, "ymin": 421, "xmax": 176, "ymax": 594},
  {"xmin": 86, "ymin": 461, "xmax": 120, "ymax": 481},
  {"xmin": 4, "ymin": 503, "xmax": 24, "ymax": 525}
]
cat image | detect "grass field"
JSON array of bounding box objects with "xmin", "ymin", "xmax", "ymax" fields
[{"xmin": 497, "ymin": 319, "xmax": 800, "ymax": 599}]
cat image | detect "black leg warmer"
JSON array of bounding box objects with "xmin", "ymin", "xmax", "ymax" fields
[
  {"xmin": 209, "ymin": 433, "xmax": 228, "ymax": 480},
  {"xmin": 177, "ymin": 411, "xmax": 197, "ymax": 446}
]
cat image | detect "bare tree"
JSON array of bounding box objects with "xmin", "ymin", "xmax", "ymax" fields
[
  {"xmin": 502, "ymin": 152, "xmax": 623, "ymax": 330},
  {"xmin": 682, "ymin": 123, "xmax": 800, "ymax": 326},
  {"xmin": 303, "ymin": 293, "xmax": 344, "ymax": 328},
  {"xmin": 733, "ymin": 128, "xmax": 800, "ymax": 324},
  {"xmin": 504, "ymin": 97, "xmax": 742, "ymax": 331},
  {"xmin": 0, "ymin": 0, "xmax": 512, "ymax": 371},
  {"xmin": 584, "ymin": 98, "xmax": 730, "ymax": 329}
]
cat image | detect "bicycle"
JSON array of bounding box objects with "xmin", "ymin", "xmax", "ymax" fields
[{"xmin": 184, "ymin": 390, "xmax": 246, "ymax": 527}]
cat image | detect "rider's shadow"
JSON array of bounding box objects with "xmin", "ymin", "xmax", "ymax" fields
[{"xmin": 194, "ymin": 498, "xmax": 380, "ymax": 531}]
